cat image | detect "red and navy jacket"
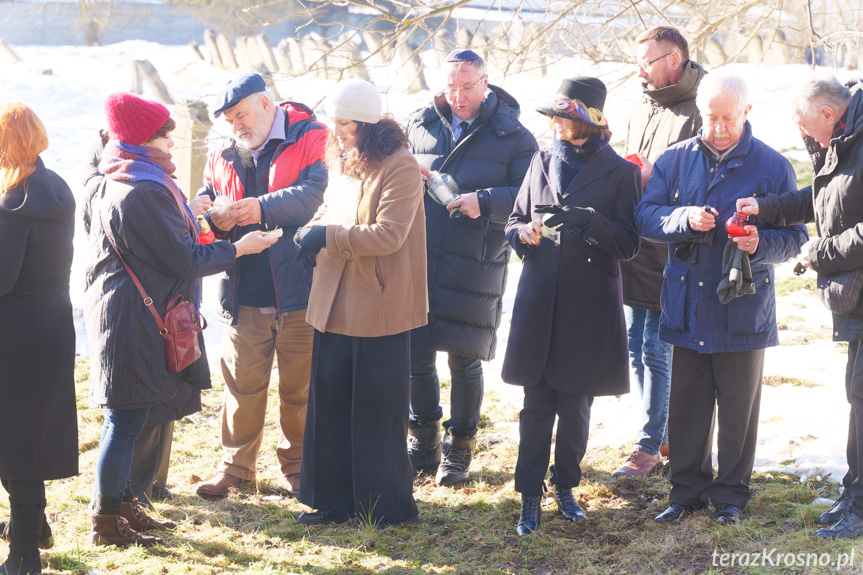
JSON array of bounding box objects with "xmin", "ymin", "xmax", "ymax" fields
[{"xmin": 201, "ymin": 101, "xmax": 328, "ymax": 324}]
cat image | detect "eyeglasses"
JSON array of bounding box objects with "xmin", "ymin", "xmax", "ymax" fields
[
  {"xmin": 445, "ymin": 76, "xmax": 486, "ymax": 97},
  {"xmin": 638, "ymin": 52, "xmax": 671, "ymax": 71}
]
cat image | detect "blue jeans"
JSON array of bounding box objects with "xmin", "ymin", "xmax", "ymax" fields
[
  {"xmin": 409, "ymin": 350, "xmax": 483, "ymax": 437},
  {"xmin": 95, "ymin": 407, "xmax": 151, "ymax": 511},
  {"xmin": 625, "ymin": 306, "xmax": 672, "ymax": 454}
]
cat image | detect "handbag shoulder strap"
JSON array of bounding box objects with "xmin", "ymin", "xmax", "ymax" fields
[{"xmin": 98, "ymin": 180, "xmax": 168, "ymax": 335}]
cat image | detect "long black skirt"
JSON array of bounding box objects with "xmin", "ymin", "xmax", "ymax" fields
[{"xmin": 298, "ymin": 329, "xmax": 417, "ymax": 525}]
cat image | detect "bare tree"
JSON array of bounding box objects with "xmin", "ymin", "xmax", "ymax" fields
[
  {"xmin": 79, "ymin": 0, "xmax": 113, "ymax": 47},
  {"xmin": 177, "ymin": 0, "xmax": 863, "ymax": 78}
]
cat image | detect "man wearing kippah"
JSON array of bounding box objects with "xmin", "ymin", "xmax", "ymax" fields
[
  {"xmin": 195, "ymin": 73, "xmax": 328, "ymax": 498},
  {"xmin": 405, "ymin": 49, "xmax": 538, "ymax": 486}
]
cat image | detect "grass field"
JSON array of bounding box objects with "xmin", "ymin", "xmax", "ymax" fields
[{"xmin": 1, "ymin": 352, "xmax": 857, "ymax": 575}]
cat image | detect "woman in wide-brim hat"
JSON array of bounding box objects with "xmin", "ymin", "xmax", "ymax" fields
[{"xmin": 501, "ymin": 77, "xmax": 642, "ymax": 535}]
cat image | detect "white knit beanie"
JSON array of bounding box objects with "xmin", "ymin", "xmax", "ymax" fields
[{"xmin": 326, "ymin": 78, "xmax": 382, "ymax": 124}]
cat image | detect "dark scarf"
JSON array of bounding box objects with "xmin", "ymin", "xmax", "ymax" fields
[
  {"xmin": 552, "ymin": 136, "xmax": 607, "ymax": 196},
  {"xmin": 99, "ymin": 140, "xmax": 198, "ymax": 240}
]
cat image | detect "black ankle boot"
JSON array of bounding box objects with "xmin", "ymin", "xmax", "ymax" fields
[
  {"xmin": 553, "ymin": 485, "xmax": 587, "ymax": 521},
  {"xmin": 407, "ymin": 419, "xmax": 442, "ymax": 473},
  {"xmin": 516, "ymin": 494, "xmax": 542, "ymax": 536},
  {"xmin": 0, "ymin": 500, "xmax": 44, "ymax": 575},
  {"xmin": 435, "ymin": 427, "xmax": 476, "ymax": 486}
]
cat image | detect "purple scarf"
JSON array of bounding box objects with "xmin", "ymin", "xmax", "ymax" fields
[
  {"xmin": 99, "ymin": 140, "xmax": 199, "ymax": 241},
  {"xmin": 99, "ymin": 140, "xmax": 202, "ymax": 308}
]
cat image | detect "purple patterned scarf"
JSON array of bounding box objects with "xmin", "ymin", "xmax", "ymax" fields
[{"xmin": 99, "ymin": 140, "xmax": 198, "ymax": 240}]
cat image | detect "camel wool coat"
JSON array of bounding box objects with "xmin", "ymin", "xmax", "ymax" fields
[{"xmin": 305, "ymin": 146, "xmax": 428, "ymax": 337}]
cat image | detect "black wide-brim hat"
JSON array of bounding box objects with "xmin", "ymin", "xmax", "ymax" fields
[{"xmin": 536, "ymin": 76, "xmax": 608, "ymax": 129}]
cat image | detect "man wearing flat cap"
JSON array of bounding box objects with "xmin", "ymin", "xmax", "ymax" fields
[
  {"xmin": 195, "ymin": 73, "xmax": 328, "ymax": 498},
  {"xmin": 405, "ymin": 49, "xmax": 538, "ymax": 486}
]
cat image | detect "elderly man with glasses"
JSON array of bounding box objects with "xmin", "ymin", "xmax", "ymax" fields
[
  {"xmin": 405, "ymin": 49, "xmax": 537, "ymax": 487},
  {"xmin": 614, "ymin": 26, "xmax": 707, "ymax": 479}
]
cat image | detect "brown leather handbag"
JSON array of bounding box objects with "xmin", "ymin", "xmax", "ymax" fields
[{"xmin": 99, "ymin": 189, "xmax": 205, "ymax": 372}]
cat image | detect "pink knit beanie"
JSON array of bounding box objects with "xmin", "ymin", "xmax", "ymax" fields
[{"xmin": 102, "ymin": 92, "xmax": 171, "ymax": 146}]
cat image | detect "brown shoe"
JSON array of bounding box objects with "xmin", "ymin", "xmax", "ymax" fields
[
  {"xmin": 90, "ymin": 514, "xmax": 162, "ymax": 547},
  {"xmin": 660, "ymin": 444, "xmax": 669, "ymax": 458},
  {"xmin": 121, "ymin": 500, "xmax": 176, "ymax": 531},
  {"xmin": 285, "ymin": 473, "xmax": 300, "ymax": 497},
  {"xmin": 196, "ymin": 472, "xmax": 246, "ymax": 498},
  {"xmin": 611, "ymin": 448, "xmax": 662, "ymax": 477}
]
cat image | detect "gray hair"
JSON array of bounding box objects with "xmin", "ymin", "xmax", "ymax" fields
[
  {"xmin": 792, "ymin": 72, "xmax": 851, "ymax": 120},
  {"xmin": 695, "ymin": 70, "xmax": 749, "ymax": 115},
  {"xmin": 250, "ymin": 89, "xmax": 275, "ymax": 108}
]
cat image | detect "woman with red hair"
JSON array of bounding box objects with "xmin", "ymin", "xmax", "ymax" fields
[{"xmin": 0, "ymin": 103, "xmax": 78, "ymax": 575}]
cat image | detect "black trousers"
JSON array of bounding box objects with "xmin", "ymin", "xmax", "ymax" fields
[
  {"xmin": 667, "ymin": 346, "xmax": 764, "ymax": 509},
  {"xmin": 129, "ymin": 421, "xmax": 173, "ymax": 502},
  {"xmin": 0, "ymin": 478, "xmax": 45, "ymax": 556},
  {"xmin": 514, "ymin": 378, "xmax": 593, "ymax": 496},
  {"xmin": 298, "ymin": 330, "xmax": 417, "ymax": 525},
  {"xmin": 843, "ymin": 339, "xmax": 863, "ymax": 514}
]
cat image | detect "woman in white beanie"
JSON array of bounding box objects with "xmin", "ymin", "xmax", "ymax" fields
[{"xmin": 294, "ymin": 78, "xmax": 428, "ymax": 526}]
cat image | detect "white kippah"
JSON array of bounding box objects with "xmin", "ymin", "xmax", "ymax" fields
[{"xmin": 326, "ymin": 78, "xmax": 382, "ymax": 124}]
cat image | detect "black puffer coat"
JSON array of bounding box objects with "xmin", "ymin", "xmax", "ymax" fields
[
  {"xmin": 0, "ymin": 159, "xmax": 79, "ymax": 480},
  {"xmin": 406, "ymin": 86, "xmax": 538, "ymax": 360},
  {"xmin": 84, "ymin": 178, "xmax": 237, "ymax": 409}
]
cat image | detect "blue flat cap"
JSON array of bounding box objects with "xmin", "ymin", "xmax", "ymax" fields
[
  {"xmin": 213, "ymin": 73, "xmax": 267, "ymax": 117},
  {"xmin": 445, "ymin": 49, "xmax": 480, "ymax": 62}
]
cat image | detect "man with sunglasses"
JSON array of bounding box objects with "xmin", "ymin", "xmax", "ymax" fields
[
  {"xmin": 405, "ymin": 49, "xmax": 537, "ymax": 487},
  {"xmin": 614, "ymin": 26, "xmax": 707, "ymax": 478}
]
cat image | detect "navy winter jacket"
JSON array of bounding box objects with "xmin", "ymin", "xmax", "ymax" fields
[
  {"xmin": 406, "ymin": 86, "xmax": 538, "ymax": 360},
  {"xmin": 635, "ymin": 122, "xmax": 808, "ymax": 353}
]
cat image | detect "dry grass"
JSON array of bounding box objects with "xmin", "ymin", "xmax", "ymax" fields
[{"xmin": 1, "ymin": 358, "xmax": 858, "ymax": 574}]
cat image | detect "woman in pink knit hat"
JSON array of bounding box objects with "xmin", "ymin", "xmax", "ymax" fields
[{"xmin": 83, "ymin": 93, "xmax": 276, "ymax": 547}]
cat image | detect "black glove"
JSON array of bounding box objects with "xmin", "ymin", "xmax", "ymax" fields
[
  {"xmin": 536, "ymin": 204, "xmax": 592, "ymax": 231},
  {"xmin": 295, "ymin": 225, "xmax": 326, "ymax": 268}
]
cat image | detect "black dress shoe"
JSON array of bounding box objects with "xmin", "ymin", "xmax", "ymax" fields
[
  {"xmin": 818, "ymin": 495, "xmax": 852, "ymax": 526},
  {"xmin": 655, "ymin": 503, "xmax": 700, "ymax": 523},
  {"xmin": 714, "ymin": 504, "xmax": 743, "ymax": 525},
  {"xmin": 816, "ymin": 509, "xmax": 863, "ymax": 538},
  {"xmin": 516, "ymin": 494, "xmax": 542, "ymax": 536},
  {"xmin": 297, "ymin": 510, "xmax": 354, "ymax": 526},
  {"xmin": 553, "ymin": 485, "xmax": 587, "ymax": 521}
]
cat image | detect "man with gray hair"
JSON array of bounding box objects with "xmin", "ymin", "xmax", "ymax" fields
[
  {"xmin": 195, "ymin": 73, "xmax": 328, "ymax": 498},
  {"xmin": 636, "ymin": 70, "xmax": 807, "ymax": 525},
  {"xmin": 737, "ymin": 72, "xmax": 863, "ymax": 538}
]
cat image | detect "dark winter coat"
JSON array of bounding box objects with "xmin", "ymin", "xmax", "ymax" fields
[
  {"xmin": 755, "ymin": 83, "xmax": 863, "ymax": 341},
  {"xmin": 635, "ymin": 122, "xmax": 809, "ymax": 353},
  {"xmin": 80, "ymin": 132, "xmax": 201, "ymax": 424},
  {"xmin": 406, "ymin": 86, "xmax": 538, "ymax": 360},
  {"xmin": 84, "ymin": 178, "xmax": 237, "ymax": 409},
  {"xmin": 201, "ymin": 102, "xmax": 327, "ymax": 324},
  {"xmin": 0, "ymin": 159, "xmax": 79, "ymax": 480},
  {"xmin": 622, "ymin": 61, "xmax": 706, "ymax": 310},
  {"xmin": 501, "ymin": 145, "xmax": 641, "ymax": 396}
]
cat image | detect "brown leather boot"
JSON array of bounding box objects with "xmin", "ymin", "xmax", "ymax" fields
[
  {"xmin": 90, "ymin": 515, "xmax": 161, "ymax": 547},
  {"xmin": 120, "ymin": 501, "xmax": 176, "ymax": 531}
]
